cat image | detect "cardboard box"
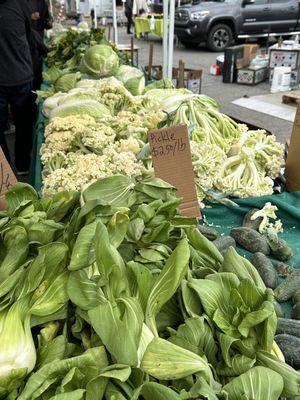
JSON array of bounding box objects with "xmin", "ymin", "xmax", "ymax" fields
[
  {"xmin": 269, "ymin": 68, "xmax": 300, "ymax": 87},
  {"xmin": 237, "ymin": 66, "xmax": 269, "ymax": 85},
  {"xmin": 285, "ymin": 105, "xmax": 300, "ymax": 191},
  {"xmin": 0, "ymin": 148, "xmax": 17, "ymax": 210},
  {"xmin": 145, "ymin": 65, "xmax": 202, "ymax": 94},
  {"xmin": 269, "ymin": 47, "xmax": 300, "ymax": 69},
  {"xmin": 236, "ymin": 44, "xmax": 259, "ymax": 69}
]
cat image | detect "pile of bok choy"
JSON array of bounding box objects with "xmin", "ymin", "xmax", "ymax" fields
[{"xmin": 0, "ymin": 177, "xmax": 298, "ymax": 400}]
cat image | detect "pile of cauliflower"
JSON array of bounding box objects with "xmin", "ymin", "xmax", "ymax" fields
[
  {"xmin": 41, "ymin": 79, "xmax": 285, "ymax": 201},
  {"xmin": 190, "ymin": 129, "xmax": 284, "ymax": 200},
  {"xmin": 41, "ymin": 115, "xmax": 149, "ymax": 196}
]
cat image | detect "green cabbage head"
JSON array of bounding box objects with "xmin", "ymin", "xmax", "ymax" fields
[
  {"xmin": 54, "ymin": 72, "xmax": 82, "ymax": 93},
  {"xmin": 80, "ymin": 45, "xmax": 119, "ymax": 78},
  {"xmin": 116, "ymin": 65, "xmax": 145, "ymax": 96}
]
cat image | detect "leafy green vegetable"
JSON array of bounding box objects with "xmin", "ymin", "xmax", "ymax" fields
[
  {"xmin": 116, "ymin": 65, "xmax": 145, "ymax": 96},
  {"xmin": 80, "ymin": 45, "xmax": 119, "ymax": 78},
  {"xmin": 50, "ymin": 100, "xmax": 111, "ymax": 121},
  {"xmin": 141, "ymin": 337, "xmax": 211, "ymax": 380},
  {"xmin": 89, "ymin": 297, "xmax": 143, "ymax": 366},
  {"xmin": 145, "ymin": 238, "xmax": 190, "ymax": 335},
  {"xmin": 222, "ymin": 366, "xmax": 284, "ymax": 400},
  {"xmin": 0, "ymin": 178, "xmax": 297, "ymax": 400}
]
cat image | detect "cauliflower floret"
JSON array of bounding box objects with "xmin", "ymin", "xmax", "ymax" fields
[
  {"xmin": 190, "ymin": 141, "xmax": 226, "ymax": 199},
  {"xmin": 106, "ymin": 145, "xmax": 145, "ymax": 177},
  {"xmin": 81, "ymin": 124, "xmax": 116, "ymax": 154},
  {"xmin": 239, "ymin": 130, "xmax": 285, "ymax": 179},
  {"xmin": 40, "ymin": 146, "xmax": 67, "ymax": 174},
  {"xmin": 107, "ymin": 109, "xmax": 163, "ymax": 140},
  {"xmin": 251, "ymin": 202, "xmax": 283, "ymax": 233},
  {"xmin": 44, "ymin": 130, "xmax": 77, "ymax": 152},
  {"xmin": 116, "ymin": 137, "xmax": 141, "ymax": 155},
  {"xmin": 45, "ymin": 115, "xmax": 96, "ymax": 137},
  {"xmin": 42, "ymin": 153, "xmax": 110, "ymax": 196},
  {"xmin": 42, "ymin": 149, "xmax": 145, "ymax": 196},
  {"xmin": 44, "ymin": 115, "xmax": 99, "ymax": 153}
]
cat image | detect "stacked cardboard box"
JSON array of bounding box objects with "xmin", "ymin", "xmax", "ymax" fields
[
  {"xmin": 223, "ymin": 44, "xmax": 268, "ymax": 85},
  {"xmin": 269, "ymin": 44, "xmax": 300, "ymax": 88}
]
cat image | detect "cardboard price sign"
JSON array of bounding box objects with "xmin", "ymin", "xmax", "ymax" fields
[
  {"xmin": 148, "ymin": 125, "xmax": 201, "ymax": 218},
  {"xmin": 285, "ymin": 105, "xmax": 300, "ymax": 191},
  {"xmin": 0, "ymin": 148, "xmax": 17, "ymax": 210}
]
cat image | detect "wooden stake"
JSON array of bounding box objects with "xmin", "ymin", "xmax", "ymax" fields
[
  {"xmin": 148, "ymin": 43, "xmax": 154, "ymax": 80},
  {"xmin": 131, "ymin": 37, "xmax": 134, "ymax": 66},
  {"xmin": 285, "ymin": 105, "xmax": 300, "ymax": 191},
  {"xmin": 178, "ymin": 59, "xmax": 185, "ymax": 88}
]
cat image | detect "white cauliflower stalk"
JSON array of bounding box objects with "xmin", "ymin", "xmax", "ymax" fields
[
  {"xmin": 215, "ymin": 147, "xmax": 274, "ymax": 198},
  {"xmin": 239, "ymin": 130, "xmax": 285, "ymax": 179}
]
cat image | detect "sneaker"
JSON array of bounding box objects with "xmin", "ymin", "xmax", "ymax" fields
[
  {"xmin": 4, "ymin": 125, "xmax": 15, "ymax": 135},
  {"xmin": 16, "ymin": 170, "xmax": 29, "ymax": 176}
]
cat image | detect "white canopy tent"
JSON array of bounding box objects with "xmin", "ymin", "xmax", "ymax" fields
[
  {"xmin": 49, "ymin": 0, "xmax": 53, "ymax": 16},
  {"xmin": 163, "ymin": 0, "xmax": 176, "ymax": 80},
  {"xmin": 89, "ymin": 0, "xmax": 118, "ymax": 44}
]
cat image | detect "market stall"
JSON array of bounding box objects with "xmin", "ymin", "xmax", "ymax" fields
[
  {"xmin": 134, "ymin": 16, "xmax": 164, "ymax": 39},
  {"xmin": 2, "ymin": 14, "xmax": 300, "ymax": 400}
]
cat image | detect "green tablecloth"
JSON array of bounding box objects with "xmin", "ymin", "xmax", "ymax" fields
[
  {"xmin": 203, "ymin": 191, "xmax": 300, "ymax": 317},
  {"xmin": 203, "ymin": 192, "xmax": 300, "ymax": 267},
  {"xmin": 134, "ymin": 17, "xmax": 164, "ymax": 39},
  {"xmin": 29, "ymin": 101, "xmax": 45, "ymax": 193}
]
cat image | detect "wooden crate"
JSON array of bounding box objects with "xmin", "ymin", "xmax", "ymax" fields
[
  {"xmin": 144, "ymin": 65, "xmax": 163, "ymax": 80},
  {"xmin": 282, "ymin": 91, "xmax": 300, "ymax": 105},
  {"xmin": 236, "ymin": 66, "xmax": 269, "ymax": 85},
  {"xmin": 145, "ymin": 65, "xmax": 202, "ymax": 94},
  {"xmin": 172, "ymin": 68, "xmax": 202, "ymax": 94}
]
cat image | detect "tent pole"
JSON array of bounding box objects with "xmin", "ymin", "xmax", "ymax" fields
[
  {"xmin": 162, "ymin": 0, "xmax": 169, "ymax": 78},
  {"xmin": 49, "ymin": 0, "xmax": 53, "ymax": 16},
  {"xmin": 112, "ymin": 0, "xmax": 118, "ymax": 44},
  {"xmin": 93, "ymin": 0, "xmax": 97, "ymax": 27},
  {"xmin": 167, "ymin": 0, "xmax": 175, "ymax": 79}
]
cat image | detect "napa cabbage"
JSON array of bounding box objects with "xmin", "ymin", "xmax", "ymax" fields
[
  {"xmin": 54, "ymin": 72, "xmax": 82, "ymax": 93},
  {"xmin": 50, "ymin": 100, "xmax": 111, "ymax": 120},
  {"xmin": 43, "ymin": 92, "xmax": 66, "ymax": 118},
  {"xmin": 57, "ymin": 88, "xmax": 100, "ymax": 105}
]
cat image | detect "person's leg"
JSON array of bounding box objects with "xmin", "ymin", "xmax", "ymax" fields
[
  {"xmin": 126, "ymin": 12, "xmax": 132, "ymax": 34},
  {"xmin": 128, "ymin": 13, "xmax": 133, "ymax": 33},
  {"xmin": 0, "ymin": 87, "xmax": 10, "ymax": 163},
  {"xmin": 33, "ymin": 57, "xmax": 43, "ymax": 92},
  {"xmin": 10, "ymin": 82, "xmax": 34, "ymax": 172}
]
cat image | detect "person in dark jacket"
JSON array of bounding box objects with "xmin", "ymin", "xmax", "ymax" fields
[
  {"xmin": 29, "ymin": 0, "xmax": 53, "ymax": 38},
  {"xmin": 90, "ymin": 8, "xmax": 95, "ymax": 26},
  {"xmin": 0, "ymin": 0, "xmax": 35, "ymax": 174},
  {"xmin": 29, "ymin": 0, "xmax": 51, "ymax": 92},
  {"xmin": 125, "ymin": 0, "xmax": 133, "ymax": 34},
  {"xmin": 29, "ymin": 28, "xmax": 49, "ymax": 91}
]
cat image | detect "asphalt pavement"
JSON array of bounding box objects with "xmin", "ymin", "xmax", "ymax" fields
[{"xmin": 118, "ymin": 27, "xmax": 293, "ymax": 143}]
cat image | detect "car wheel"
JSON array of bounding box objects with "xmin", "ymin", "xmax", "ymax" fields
[
  {"xmin": 207, "ymin": 24, "xmax": 233, "ymax": 51},
  {"xmin": 180, "ymin": 40, "xmax": 200, "ymax": 49}
]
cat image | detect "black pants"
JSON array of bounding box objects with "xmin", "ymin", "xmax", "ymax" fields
[
  {"xmin": 0, "ymin": 81, "xmax": 34, "ymax": 171},
  {"xmin": 125, "ymin": 11, "xmax": 133, "ymax": 33}
]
